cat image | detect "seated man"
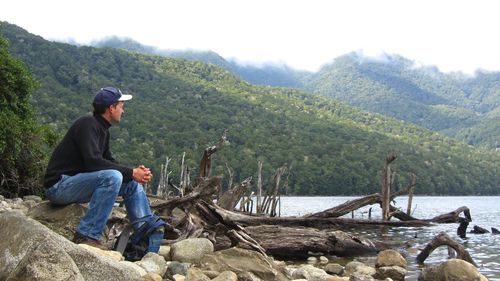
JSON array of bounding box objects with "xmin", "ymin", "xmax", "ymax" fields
[{"xmin": 44, "ymin": 86, "xmax": 162, "ymax": 251}]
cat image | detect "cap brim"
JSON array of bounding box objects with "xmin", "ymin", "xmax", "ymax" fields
[{"xmin": 118, "ymin": 94, "xmax": 133, "ymax": 101}]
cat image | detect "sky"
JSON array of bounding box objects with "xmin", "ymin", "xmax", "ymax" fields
[{"xmin": 1, "ymin": 0, "xmax": 500, "ymax": 73}]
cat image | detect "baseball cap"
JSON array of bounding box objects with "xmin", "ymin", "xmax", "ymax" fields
[{"xmin": 93, "ymin": 86, "xmax": 132, "ymax": 106}]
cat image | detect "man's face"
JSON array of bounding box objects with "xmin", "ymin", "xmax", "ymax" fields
[{"xmin": 109, "ymin": 101, "xmax": 125, "ymax": 124}]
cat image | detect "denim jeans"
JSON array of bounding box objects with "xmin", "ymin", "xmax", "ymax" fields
[{"xmin": 45, "ymin": 169, "xmax": 152, "ymax": 240}]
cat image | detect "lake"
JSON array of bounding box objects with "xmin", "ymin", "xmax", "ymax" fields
[{"xmin": 274, "ymin": 196, "xmax": 500, "ymax": 281}]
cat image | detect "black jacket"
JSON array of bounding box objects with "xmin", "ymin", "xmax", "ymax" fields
[{"xmin": 44, "ymin": 113, "xmax": 133, "ymax": 188}]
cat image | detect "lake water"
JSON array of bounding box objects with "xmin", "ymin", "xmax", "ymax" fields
[{"xmin": 274, "ymin": 196, "xmax": 500, "ymax": 281}]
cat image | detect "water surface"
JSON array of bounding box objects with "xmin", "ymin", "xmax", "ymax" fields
[{"xmin": 276, "ymin": 196, "xmax": 500, "ymax": 280}]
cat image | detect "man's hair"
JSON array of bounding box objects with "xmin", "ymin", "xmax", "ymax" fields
[{"xmin": 92, "ymin": 102, "xmax": 119, "ymax": 114}]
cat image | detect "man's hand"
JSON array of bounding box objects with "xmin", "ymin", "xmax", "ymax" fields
[{"xmin": 133, "ymin": 165, "xmax": 153, "ymax": 184}]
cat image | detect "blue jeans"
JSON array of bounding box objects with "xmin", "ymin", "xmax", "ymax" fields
[{"xmin": 46, "ymin": 169, "xmax": 152, "ymax": 240}]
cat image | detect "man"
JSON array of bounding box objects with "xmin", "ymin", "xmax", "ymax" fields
[{"xmin": 44, "ymin": 86, "xmax": 162, "ymax": 251}]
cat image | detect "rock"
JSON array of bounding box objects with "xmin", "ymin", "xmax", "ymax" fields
[
  {"xmin": 166, "ymin": 261, "xmax": 191, "ymax": 276},
  {"xmin": 27, "ymin": 202, "xmax": 87, "ymax": 240},
  {"xmin": 170, "ymin": 238, "xmax": 214, "ymax": 264},
  {"xmin": 140, "ymin": 272, "xmax": 163, "ymax": 281},
  {"xmin": 77, "ymin": 244, "xmax": 124, "ymax": 262},
  {"xmin": 172, "ymin": 274, "xmax": 186, "ymax": 281},
  {"xmin": 202, "ymin": 270, "xmax": 220, "ymax": 279},
  {"xmin": 344, "ymin": 261, "xmax": 375, "ymax": 278},
  {"xmin": 319, "ymin": 256, "xmax": 329, "ymax": 265},
  {"xmin": 185, "ymin": 267, "xmax": 211, "ymax": 281},
  {"xmin": 419, "ymin": 259, "xmax": 488, "ymax": 281},
  {"xmin": 23, "ymin": 195, "xmax": 43, "ymax": 203},
  {"xmin": 158, "ymin": 245, "xmax": 171, "ymax": 260},
  {"xmin": 292, "ymin": 264, "xmax": 332, "ymax": 281},
  {"xmin": 376, "ymin": 250, "xmax": 407, "ymax": 269},
  {"xmin": 211, "ymin": 270, "xmax": 238, "ymax": 281},
  {"xmin": 374, "ymin": 266, "xmax": 406, "ymax": 281},
  {"xmin": 238, "ymin": 271, "xmax": 263, "ymax": 281},
  {"xmin": 121, "ymin": 261, "xmax": 148, "ymax": 277},
  {"xmin": 0, "ymin": 210, "xmax": 142, "ymax": 281},
  {"xmin": 349, "ymin": 272, "xmax": 375, "ymax": 281},
  {"xmin": 344, "ymin": 261, "xmax": 365, "ymax": 276},
  {"xmin": 324, "ymin": 263, "xmax": 344, "ymax": 275},
  {"xmin": 325, "ymin": 277, "xmax": 349, "ymax": 281},
  {"xmin": 5, "ymin": 237, "xmax": 84, "ymax": 281},
  {"xmin": 307, "ymin": 257, "xmax": 318, "ymax": 264},
  {"xmin": 135, "ymin": 253, "xmax": 167, "ymax": 276},
  {"xmin": 200, "ymin": 247, "xmax": 288, "ymax": 281}
]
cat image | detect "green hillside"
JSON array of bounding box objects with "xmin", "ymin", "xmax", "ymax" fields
[
  {"xmin": 303, "ymin": 53, "xmax": 500, "ymax": 149},
  {"xmin": 1, "ymin": 21, "xmax": 498, "ymax": 195}
]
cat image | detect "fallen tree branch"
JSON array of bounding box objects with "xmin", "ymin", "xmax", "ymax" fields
[{"xmin": 416, "ymin": 232, "xmax": 476, "ymax": 266}]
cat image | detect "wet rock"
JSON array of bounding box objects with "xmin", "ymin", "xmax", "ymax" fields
[
  {"xmin": 375, "ymin": 250, "xmax": 407, "ymax": 269},
  {"xmin": 470, "ymin": 225, "xmax": 489, "ymax": 234},
  {"xmin": 374, "ymin": 266, "xmax": 406, "ymax": 281},
  {"xmin": 418, "ymin": 259, "xmax": 488, "ymax": 281}
]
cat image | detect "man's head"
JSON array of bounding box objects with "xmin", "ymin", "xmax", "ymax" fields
[{"xmin": 93, "ymin": 87, "xmax": 132, "ymax": 124}]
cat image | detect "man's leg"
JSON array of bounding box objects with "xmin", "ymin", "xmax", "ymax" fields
[
  {"xmin": 46, "ymin": 169, "xmax": 123, "ymax": 240},
  {"xmin": 119, "ymin": 180, "xmax": 152, "ymax": 227}
]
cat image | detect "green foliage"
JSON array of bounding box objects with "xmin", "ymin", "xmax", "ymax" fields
[
  {"xmin": 0, "ymin": 33, "xmax": 56, "ymax": 198},
  {"xmin": 1, "ymin": 22, "xmax": 498, "ymax": 196},
  {"xmin": 303, "ymin": 52, "xmax": 500, "ymax": 150}
]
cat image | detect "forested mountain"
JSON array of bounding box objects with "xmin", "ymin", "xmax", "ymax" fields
[
  {"xmin": 303, "ymin": 53, "xmax": 500, "ymax": 149},
  {"xmin": 91, "ymin": 37, "xmax": 500, "ymax": 150},
  {"xmin": 92, "ymin": 36, "xmax": 307, "ymax": 88},
  {"xmin": 1, "ymin": 21, "xmax": 498, "ymax": 195}
]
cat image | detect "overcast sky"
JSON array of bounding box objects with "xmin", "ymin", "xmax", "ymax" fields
[{"xmin": 1, "ymin": 0, "xmax": 499, "ymax": 73}]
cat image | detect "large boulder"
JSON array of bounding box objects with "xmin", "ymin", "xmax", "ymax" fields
[
  {"xmin": 27, "ymin": 201, "xmax": 86, "ymax": 240},
  {"xmin": 200, "ymin": 247, "xmax": 288, "ymax": 281},
  {"xmin": 170, "ymin": 238, "xmax": 214, "ymax": 264},
  {"xmin": 418, "ymin": 259, "xmax": 488, "ymax": 281},
  {"xmin": 0, "ymin": 210, "xmax": 142, "ymax": 281}
]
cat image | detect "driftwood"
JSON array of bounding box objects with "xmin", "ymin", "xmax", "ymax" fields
[
  {"xmin": 217, "ymin": 177, "xmax": 252, "ymax": 210},
  {"xmin": 381, "ymin": 153, "xmax": 397, "ymax": 221},
  {"xmin": 416, "ymin": 232, "xmax": 476, "ymax": 267},
  {"xmin": 214, "ymin": 225, "xmax": 395, "ymax": 258}
]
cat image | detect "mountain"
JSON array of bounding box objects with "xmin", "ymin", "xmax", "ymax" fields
[
  {"xmin": 91, "ymin": 36, "xmax": 307, "ymax": 88},
  {"xmin": 302, "ymin": 52, "xmax": 500, "ymax": 149},
  {"xmin": 1, "ymin": 21, "xmax": 498, "ymax": 195}
]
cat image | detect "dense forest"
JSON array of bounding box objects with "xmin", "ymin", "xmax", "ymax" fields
[
  {"xmin": 1, "ymin": 21, "xmax": 498, "ymax": 196},
  {"xmin": 303, "ymin": 53, "xmax": 500, "ymax": 150},
  {"xmin": 93, "ymin": 37, "xmax": 499, "ymax": 150}
]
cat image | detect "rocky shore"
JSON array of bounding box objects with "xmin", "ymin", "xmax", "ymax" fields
[{"xmin": 0, "ymin": 195, "xmax": 488, "ymax": 281}]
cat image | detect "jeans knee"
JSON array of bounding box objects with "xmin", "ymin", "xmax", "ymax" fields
[{"xmin": 100, "ymin": 169, "xmax": 123, "ymax": 190}]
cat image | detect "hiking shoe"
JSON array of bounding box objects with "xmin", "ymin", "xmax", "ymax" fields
[{"xmin": 72, "ymin": 232, "xmax": 109, "ymax": 250}]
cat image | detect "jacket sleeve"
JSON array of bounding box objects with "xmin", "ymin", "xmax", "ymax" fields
[{"xmin": 73, "ymin": 119, "xmax": 133, "ymax": 182}]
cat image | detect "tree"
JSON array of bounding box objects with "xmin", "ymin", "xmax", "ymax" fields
[{"xmin": 0, "ymin": 35, "xmax": 55, "ymax": 197}]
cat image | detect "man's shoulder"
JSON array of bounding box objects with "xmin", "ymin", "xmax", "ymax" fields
[
  {"xmin": 70, "ymin": 114, "xmax": 99, "ymax": 130},
  {"xmin": 73, "ymin": 114, "xmax": 96, "ymax": 124}
]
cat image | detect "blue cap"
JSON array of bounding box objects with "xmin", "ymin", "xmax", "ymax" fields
[{"xmin": 93, "ymin": 87, "xmax": 132, "ymax": 106}]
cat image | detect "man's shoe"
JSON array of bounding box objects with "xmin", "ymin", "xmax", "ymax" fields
[{"xmin": 72, "ymin": 232, "xmax": 109, "ymax": 250}]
